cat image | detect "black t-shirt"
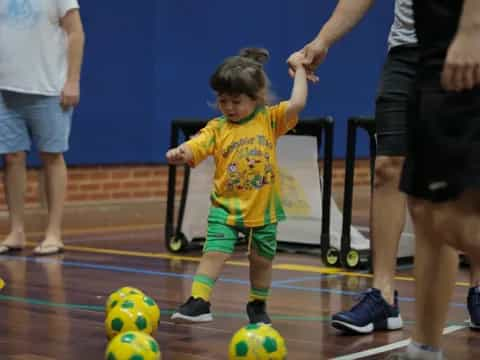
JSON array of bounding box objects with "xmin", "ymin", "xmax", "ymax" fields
[{"xmin": 414, "ymin": 0, "xmax": 463, "ymax": 67}]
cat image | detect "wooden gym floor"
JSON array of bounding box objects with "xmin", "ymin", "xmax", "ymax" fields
[{"xmin": 0, "ymin": 192, "xmax": 479, "ymax": 359}]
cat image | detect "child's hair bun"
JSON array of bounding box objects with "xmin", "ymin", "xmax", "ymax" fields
[{"xmin": 239, "ymin": 48, "xmax": 270, "ymax": 65}]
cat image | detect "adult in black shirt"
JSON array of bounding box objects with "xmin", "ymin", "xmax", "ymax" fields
[{"xmin": 394, "ymin": 0, "xmax": 480, "ymax": 359}]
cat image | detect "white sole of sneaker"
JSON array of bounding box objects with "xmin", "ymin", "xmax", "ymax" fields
[
  {"xmin": 469, "ymin": 318, "xmax": 480, "ymax": 330},
  {"xmin": 386, "ymin": 316, "xmax": 404, "ymax": 330},
  {"xmin": 332, "ymin": 316, "xmax": 403, "ymax": 334},
  {"xmin": 171, "ymin": 312, "xmax": 213, "ymax": 323},
  {"xmin": 331, "ymin": 320, "xmax": 374, "ymax": 334}
]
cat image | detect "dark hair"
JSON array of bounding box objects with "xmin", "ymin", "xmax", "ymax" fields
[{"xmin": 210, "ymin": 48, "xmax": 271, "ymax": 104}]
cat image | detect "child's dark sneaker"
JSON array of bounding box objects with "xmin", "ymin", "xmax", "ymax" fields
[
  {"xmin": 331, "ymin": 288, "xmax": 403, "ymax": 334},
  {"xmin": 467, "ymin": 286, "xmax": 480, "ymax": 330},
  {"xmin": 171, "ymin": 296, "xmax": 213, "ymax": 323},
  {"xmin": 246, "ymin": 300, "xmax": 271, "ymax": 325}
]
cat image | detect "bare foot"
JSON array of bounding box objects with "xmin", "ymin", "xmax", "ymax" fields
[
  {"xmin": 39, "ymin": 233, "xmax": 64, "ymax": 248},
  {"xmin": 1, "ymin": 230, "xmax": 26, "ymax": 249}
]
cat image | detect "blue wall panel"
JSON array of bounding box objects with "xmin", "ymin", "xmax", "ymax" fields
[{"xmin": 28, "ymin": 0, "xmax": 394, "ymax": 166}]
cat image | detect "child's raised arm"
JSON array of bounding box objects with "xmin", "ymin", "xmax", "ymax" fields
[{"xmin": 286, "ymin": 51, "xmax": 308, "ymax": 120}]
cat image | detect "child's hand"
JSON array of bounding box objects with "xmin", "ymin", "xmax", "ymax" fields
[
  {"xmin": 166, "ymin": 146, "xmax": 187, "ymax": 165},
  {"xmin": 287, "ymin": 51, "xmax": 319, "ymax": 83},
  {"xmin": 287, "ymin": 51, "xmax": 306, "ymax": 69}
]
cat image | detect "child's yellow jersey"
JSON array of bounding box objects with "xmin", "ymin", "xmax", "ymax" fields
[{"xmin": 186, "ymin": 101, "xmax": 298, "ymax": 227}]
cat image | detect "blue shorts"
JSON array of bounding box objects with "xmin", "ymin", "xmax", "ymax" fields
[{"xmin": 0, "ymin": 90, "xmax": 73, "ymax": 154}]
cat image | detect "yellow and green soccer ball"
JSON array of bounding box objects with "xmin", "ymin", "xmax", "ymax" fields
[
  {"xmin": 132, "ymin": 295, "xmax": 160, "ymax": 331},
  {"xmin": 107, "ymin": 289, "xmax": 160, "ymax": 332},
  {"xmin": 106, "ymin": 286, "xmax": 145, "ymax": 314},
  {"xmin": 228, "ymin": 323, "xmax": 287, "ymax": 359},
  {"xmin": 105, "ymin": 331, "xmax": 161, "ymax": 360},
  {"xmin": 105, "ymin": 299, "xmax": 153, "ymax": 339},
  {"xmin": 110, "ymin": 294, "xmax": 161, "ymax": 332}
]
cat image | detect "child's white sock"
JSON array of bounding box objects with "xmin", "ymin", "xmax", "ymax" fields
[{"xmin": 406, "ymin": 341, "xmax": 444, "ymax": 360}]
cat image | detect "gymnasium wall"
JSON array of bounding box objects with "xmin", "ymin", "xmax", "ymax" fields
[
  {"xmin": 0, "ymin": 161, "xmax": 371, "ymax": 211},
  {"xmin": 39, "ymin": 0, "xmax": 393, "ymax": 166}
]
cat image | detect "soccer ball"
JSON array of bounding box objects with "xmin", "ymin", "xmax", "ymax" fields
[
  {"xmin": 133, "ymin": 295, "xmax": 160, "ymax": 331},
  {"xmin": 106, "ymin": 286, "xmax": 145, "ymax": 314},
  {"xmin": 105, "ymin": 299, "xmax": 153, "ymax": 339},
  {"xmin": 228, "ymin": 323, "xmax": 287, "ymax": 359},
  {"xmin": 111, "ymin": 294, "xmax": 161, "ymax": 332},
  {"xmin": 105, "ymin": 331, "xmax": 161, "ymax": 360}
]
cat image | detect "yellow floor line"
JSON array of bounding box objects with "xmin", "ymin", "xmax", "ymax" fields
[
  {"xmin": 274, "ymin": 264, "xmax": 340, "ymax": 274},
  {"xmin": 23, "ymin": 224, "xmax": 163, "ymax": 238},
  {"xmin": 336, "ymin": 270, "xmax": 470, "ymax": 287},
  {"xmin": 26, "ymin": 241, "xmax": 339, "ymax": 273},
  {"xmin": 23, "ymin": 242, "xmax": 471, "ymax": 287}
]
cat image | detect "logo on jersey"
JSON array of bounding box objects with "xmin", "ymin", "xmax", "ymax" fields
[{"xmin": 4, "ymin": 0, "xmax": 39, "ymax": 29}]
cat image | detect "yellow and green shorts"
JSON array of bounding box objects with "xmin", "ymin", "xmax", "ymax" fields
[{"xmin": 203, "ymin": 222, "xmax": 278, "ymax": 260}]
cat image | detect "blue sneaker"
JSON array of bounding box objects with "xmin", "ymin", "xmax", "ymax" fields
[
  {"xmin": 331, "ymin": 288, "xmax": 403, "ymax": 334},
  {"xmin": 467, "ymin": 286, "xmax": 480, "ymax": 330}
]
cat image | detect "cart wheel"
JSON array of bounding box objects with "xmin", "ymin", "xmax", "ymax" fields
[
  {"xmin": 345, "ymin": 249, "xmax": 360, "ymax": 269},
  {"xmin": 167, "ymin": 233, "xmax": 187, "ymax": 253},
  {"xmin": 324, "ymin": 248, "xmax": 340, "ymax": 267}
]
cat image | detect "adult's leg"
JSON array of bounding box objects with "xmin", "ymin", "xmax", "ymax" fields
[
  {"xmin": 469, "ymin": 261, "xmax": 480, "ymax": 287},
  {"xmin": 0, "ymin": 91, "xmax": 31, "ymax": 251},
  {"xmin": 398, "ymin": 191, "xmax": 480, "ymax": 360},
  {"xmin": 371, "ymin": 155, "xmax": 407, "ymax": 304},
  {"xmin": 408, "ymin": 197, "xmax": 459, "ymax": 349},
  {"xmin": 25, "ymin": 94, "xmax": 72, "ymax": 254},
  {"xmin": 37, "ymin": 152, "xmax": 67, "ymax": 248},
  {"xmin": 370, "ymin": 45, "xmax": 418, "ymax": 303},
  {"xmin": 1, "ymin": 152, "xmax": 27, "ymax": 248},
  {"xmin": 468, "ymin": 260, "xmax": 480, "ymax": 329},
  {"xmin": 331, "ymin": 46, "xmax": 418, "ymax": 334}
]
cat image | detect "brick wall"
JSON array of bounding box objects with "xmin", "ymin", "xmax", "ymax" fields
[{"xmin": 0, "ymin": 160, "xmax": 371, "ymax": 210}]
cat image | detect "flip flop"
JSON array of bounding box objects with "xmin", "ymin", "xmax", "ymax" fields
[
  {"xmin": 0, "ymin": 245, "xmax": 24, "ymax": 254},
  {"xmin": 33, "ymin": 243, "xmax": 64, "ymax": 256}
]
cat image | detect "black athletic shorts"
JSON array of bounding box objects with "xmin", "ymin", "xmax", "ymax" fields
[
  {"xmin": 400, "ymin": 0, "xmax": 480, "ymax": 202},
  {"xmin": 400, "ymin": 71, "xmax": 480, "ymax": 202},
  {"xmin": 375, "ymin": 45, "xmax": 419, "ymax": 156}
]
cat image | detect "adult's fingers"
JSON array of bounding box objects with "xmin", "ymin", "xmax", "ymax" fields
[
  {"xmin": 461, "ymin": 64, "xmax": 476, "ymax": 90},
  {"xmin": 441, "ymin": 63, "xmax": 456, "ymax": 91}
]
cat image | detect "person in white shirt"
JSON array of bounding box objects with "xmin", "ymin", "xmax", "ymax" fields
[{"xmin": 0, "ymin": 0, "xmax": 84, "ymax": 255}]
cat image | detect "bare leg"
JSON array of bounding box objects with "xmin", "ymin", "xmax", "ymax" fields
[
  {"xmin": 247, "ymin": 248, "xmax": 273, "ymax": 324},
  {"xmin": 329, "ymin": 155, "xmax": 406, "ymax": 334},
  {"xmin": 1, "ymin": 152, "xmax": 27, "ymax": 247},
  {"xmin": 410, "ymin": 191, "xmax": 480, "ymax": 349},
  {"xmin": 195, "ymin": 252, "xmax": 230, "ymax": 279},
  {"xmin": 371, "ymin": 156, "xmax": 407, "ymax": 304},
  {"xmin": 470, "ymin": 261, "xmax": 480, "ymax": 287},
  {"xmin": 409, "ymin": 197, "xmax": 459, "ymax": 348},
  {"xmin": 249, "ymin": 249, "xmax": 273, "ymax": 290},
  {"xmin": 39, "ymin": 152, "xmax": 67, "ymax": 247},
  {"xmin": 170, "ymin": 251, "xmax": 230, "ymax": 322}
]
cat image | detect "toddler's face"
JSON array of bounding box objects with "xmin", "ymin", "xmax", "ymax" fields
[{"xmin": 217, "ymin": 93, "xmax": 257, "ymax": 122}]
